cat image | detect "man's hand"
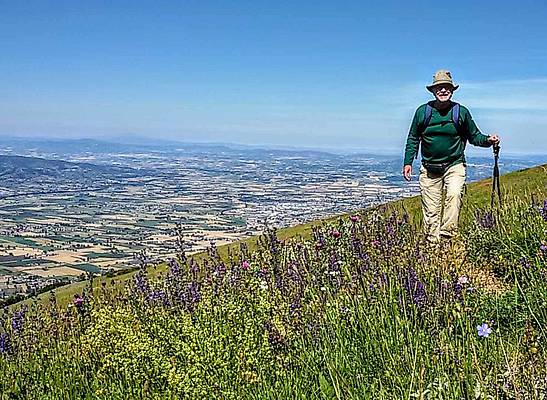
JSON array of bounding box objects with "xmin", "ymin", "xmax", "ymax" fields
[
  {"xmin": 403, "ymin": 165, "xmax": 412, "ymax": 181},
  {"xmin": 487, "ymin": 134, "xmax": 501, "ymax": 147}
]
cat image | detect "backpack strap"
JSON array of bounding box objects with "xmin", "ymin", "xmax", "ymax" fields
[
  {"xmin": 451, "ymin": 102, "xmax": 460, "ymax": 131},
  {"xmin": 417, "ymin": 102, "xmax": 434, "ymax": 137},
  {"xmin": 415, "ymin": 103, "xmax": 434, "ymax": 159},
  {"xmin": 423, "ymin": 103, "xmax": 433, "ymax": 129}
]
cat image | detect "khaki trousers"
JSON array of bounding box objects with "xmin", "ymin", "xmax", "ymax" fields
[{"xmin": 419, "ymin": 163, "xmax": 466, "ymax": 242}]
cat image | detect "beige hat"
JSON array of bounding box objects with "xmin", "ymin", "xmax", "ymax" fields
[{"xmin": 426, "ymin": 69, "xmax": 459, "ymax": 92}]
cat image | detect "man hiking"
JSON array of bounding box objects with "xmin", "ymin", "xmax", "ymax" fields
[{"xmin": 403, "ymin": 69, "xmax": 500, "ymax": 243}]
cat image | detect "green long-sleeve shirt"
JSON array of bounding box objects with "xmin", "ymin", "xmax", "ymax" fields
[{"xmin": 403, "ymin": 101, "xmax": 491, "ymax": 167}]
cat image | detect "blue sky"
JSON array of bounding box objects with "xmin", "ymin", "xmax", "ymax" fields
[{"xmin": 1, "ymin": 0, "xmax": 546, "ymax": 154}]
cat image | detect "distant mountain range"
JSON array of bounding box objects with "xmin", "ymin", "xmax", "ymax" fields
[
  {"xmin": 0, "ymin": 136, "xmax": 385, "ymax": 160},
  {"xmin": 0, "ymin": 154, "xmax": 140, "ymax": 181}
]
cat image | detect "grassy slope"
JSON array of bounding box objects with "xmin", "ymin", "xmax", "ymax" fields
[{"xmin": 26, "ymin": 163, "xmax": 547, "ymax": 307}]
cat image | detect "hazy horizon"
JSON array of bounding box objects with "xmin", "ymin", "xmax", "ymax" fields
[{"xmin": 2, "ymin": 133, "xmax": 547, "ymax": 159}]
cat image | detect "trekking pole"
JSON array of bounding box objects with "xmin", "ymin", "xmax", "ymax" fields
[{"xmin": 490, "ymin": 144, "xmax": 502, "ymax": 208}]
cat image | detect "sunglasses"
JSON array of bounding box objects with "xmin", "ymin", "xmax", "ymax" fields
[{"xmin": 434, "ymin": 85, "xmax": 453, "ymax": 93}]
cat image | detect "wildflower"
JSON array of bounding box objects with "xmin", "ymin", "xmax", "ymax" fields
[
  {"xmin": 257, "ymin": 267, "xmax": 269, "ymax": 280},
  {"xmin": 259, "ymin": 280, "xmax": 268, "ymax": 290},
  {"xmin": 404, "ymin": 268, "xmax": 427, "ymax": 307},
  {"xmin": 187, "ymin": 281, "xmax": 201, "ymax": 306},
  {"xmin": 189, "ymin": 258, "xmax": 199, "ymax": 274},
  {"xmin": 73, "ymin": 294, "xmax": 84, "ymax": 309},
  {"xmin": 242, "ymin": 260, "xmax": 250, "ymax": 270},
  {"xmin": 287, "ymin": 263, "xmax": 301, "ymax": 283},
  {"xmin": 331, "ymin": 230, "xmax": 341, "ymax": 238},
  {"xmin": 457, "ymin": 276, "xmax": 469, "ymax": 285},
  {"xmin": 540, "ymin": 243, "xmax": 547, "ymax": 257},
  {"xmin": 453, "ymin": 281, "xmax": 463, "ymax": 298},
  {"xmin": 519, "ymin": 257, "xmax": 531, "ymax": 269},
  {"xmin": 0, "ymin": 333, "xmax": 10, "ymax": 354},
  {"xmin": 477, "ymin": 323, "xmax": 492, "ymax": 338},
  {"xmin": 475, "ymin": 210, "xmax": 495, "ymax": 229},
  {"xmin": 539, "ymin": 199, "xmax": 547, "ymax": 221},
  {"xmin": 213, "ymin": 263, "xmax": 227, "ymax": 279},
  {"xmin": 168, "ymin": 258, "xmax": 181, "ymax": 276},
  {"xmin": 372, "ymin": 239, "xmax": 381, "ymax": 247},
  {"xmin": 11, "ymin": 309, "xmax": 25, "ymax": 335},
  {"xmin": 147, "ymin": 289, "xmax": 168, "ymax": 305},
  {"xmin": 289, "ymin": 300, "xmax": 301, "ymax": 317},
  {"xmin": 350, "ymin": 215, "xmax": 360, "ymax": 222},
  {"xmin": 133, "ymin": 271, "xmax": 150, "ymax": 294}
]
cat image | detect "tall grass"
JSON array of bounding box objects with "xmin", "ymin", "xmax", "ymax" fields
[{"xmin": 1, "ymin": 196, "xmax": 546, "ymax": 399}]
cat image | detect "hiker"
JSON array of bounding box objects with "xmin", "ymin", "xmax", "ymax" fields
[{"xmin": 402, "ymin": 70, "xmax": 500, "ymax": 243}]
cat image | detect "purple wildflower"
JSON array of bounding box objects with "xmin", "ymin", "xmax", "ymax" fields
[
  {"xmin": 350, "ymin": 215, "xmax": 360, "ymax": 222},
  {"xmin": 0, "ymin": 333, "xmax": 10, "ymax": 354},
  {"xmin": 458, "ymin": 276, "xmax": 469, "ymax": 285},
  {"xmin": 242, "ymin": 260, "xmax": 250, "ymax": 270},
  {"xmin": 331, "ymin": 230, "xmax": 341, "ymax": 239},
  {"xmin": 477, "ymin": 323, "xmax": 492, "ymax": 338},
  {"xmin": 73, "ymin": 294, "xmax": 84, "ymax": 310},
  {"xmin": 287, "ymin": 263, "xmax": 302, "ymax": 283},
  {"xmin": 540, "ymin": 243, "xmax": 547, "ymax": 257},
  {"xmin": 11, "ymin": 309, "xmax": 25, "ymax": 335},
  {"xmin": 147, "ymin": 289, "xmax": 170, "ymax": 307},
  {"xmin": 539, "ymin": 200, "xmax": 547, "ymax": 221},
  {"xmin": 185, "ymin": 281, "xmax": 201, "ymax": 311},
  {"xmin": 133, "ymin": 271, "xmax": 150, "ymax": 294},
  {"xmin": 289, "ymin": 298, "xmax": 302, "ymax": 319},
  {"xmin": 519, "ymin": 257, "xmax": 531, "ymax": 270},
  {"xmin": 213, "ymin": 263, "xmax": 227, "ymax": 279},
  {"xmin": 475, "ymin": 210, "xmax": 496, "ymax": 229},
  {"xmin": 404, "ymin": 268, "xmax": 427, "ymax": 307},
  {"xmin": 189, "ymin": 258, "xmax": 199, "ymax": 275},
  {"xmin": 452, "ymin": 276, "xmax": 469, "ymax": 300},
  {"xmin": 168, "ymin": 258, "xmax": 182, "ymax": 276},
  {"xmin": 257, "ymin": 267, "xmax": 269, "ymax": 280}
]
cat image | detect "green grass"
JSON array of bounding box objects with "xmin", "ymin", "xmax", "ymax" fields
[{"xmin": 71, "ymin": 263, "xmax": 103, "ymax": 274}]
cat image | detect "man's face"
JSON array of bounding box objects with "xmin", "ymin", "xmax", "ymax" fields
[{"xmin": 433, "ymin": 84, "xmax": 453, "ymax": 103}]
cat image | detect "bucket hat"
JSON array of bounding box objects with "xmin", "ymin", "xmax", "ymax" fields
[{"xmin": 426, "ymin": 70, "xmax": 459, "ymax": 92}]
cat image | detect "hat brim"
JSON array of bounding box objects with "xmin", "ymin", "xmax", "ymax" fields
[{"xmin": 426, "ymin": 82, "xmax": 459, "ymax": 92}]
